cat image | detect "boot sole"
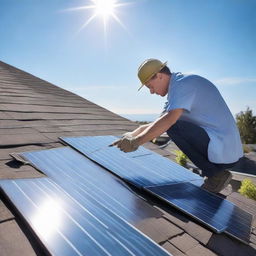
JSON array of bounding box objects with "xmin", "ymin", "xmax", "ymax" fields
[{"xmin": 201, "ymin": 171, "xmax": 232, "ymax": 193}]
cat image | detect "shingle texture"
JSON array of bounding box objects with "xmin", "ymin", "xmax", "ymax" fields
[{"xmin": 0, "ymin": 60, "xmax": 255, "ymax": 256}]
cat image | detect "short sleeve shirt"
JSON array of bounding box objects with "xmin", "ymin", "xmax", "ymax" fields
[{"xmin": 164, "ymin": 72, "xmax": 243, "ymax": 164}]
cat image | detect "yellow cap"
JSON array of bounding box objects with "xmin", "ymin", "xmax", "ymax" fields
[{"xmin": 137, "ymin": 59, "xmax": 167, "ymax": 91}]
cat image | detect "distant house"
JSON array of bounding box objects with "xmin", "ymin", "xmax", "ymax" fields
[{"xmin": 0, "ymin": 61, "xmax": 255, "ymax": 256}]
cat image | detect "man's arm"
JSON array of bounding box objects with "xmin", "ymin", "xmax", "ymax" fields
[
  {"xmin": 111, "ymin": 109, "xmax": 184, "ymax": 152},
  {"xmin": 127, "ymin": 123, "xmax": 152, "ymax": 137},
  {"xmin": 136, "ymin": 108, "xmax": 184, "ymax": 145}
]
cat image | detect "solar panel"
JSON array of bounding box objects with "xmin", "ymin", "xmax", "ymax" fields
[
  {"xmin": 146, "ymin": 183, "xmax": 252, "ymax": 243},
  {"xmin": 0, "ymin": 178, "xmax": 172, "ymax": 256},
  {"xmin": 59, "ymin": 136, "xmax": 252, "ymax": 244},
  {"xmin": 20, "ymin": 147, "xmax": 162, "ymax": 224},
  {"xmin": 60, "ymin": 136, "xmax": 202, "ymax": 187}
]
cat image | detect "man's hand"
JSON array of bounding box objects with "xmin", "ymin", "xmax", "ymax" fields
[{"xmin": 111, "ymin": 136, "xmax": 140, "ymax": 152}]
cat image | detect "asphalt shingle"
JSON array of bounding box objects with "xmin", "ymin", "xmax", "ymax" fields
[{"xmin": 169, "ymin": 233, "xmax": 199, "ymax": 253}]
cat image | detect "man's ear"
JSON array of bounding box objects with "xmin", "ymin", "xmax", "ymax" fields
[{"xmin": 158, "ymin": 73, "xmax": 163, "ymax": 80}]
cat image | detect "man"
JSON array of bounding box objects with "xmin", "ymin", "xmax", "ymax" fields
[{"xmin": 112, "ymin": 59, "xmax": 243, "ymax": 193}]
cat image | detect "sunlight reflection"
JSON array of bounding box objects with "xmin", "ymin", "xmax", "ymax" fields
[{"xmin": 31, "ymin": 199, "xmax": 63, "ymax": 239}]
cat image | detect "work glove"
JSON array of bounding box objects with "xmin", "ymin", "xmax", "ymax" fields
[
  {"xmin": 121, "ymin": 131, "xmax": 133, "ymax": 138},
  {"xmin": 112, "ymin": 136, "xmax": 139, "ymax": 153}
]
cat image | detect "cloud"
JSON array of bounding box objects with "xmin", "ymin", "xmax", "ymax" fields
[{"xmin": 214, "ymin": 77, "xmax": 256, "ymax": 86}]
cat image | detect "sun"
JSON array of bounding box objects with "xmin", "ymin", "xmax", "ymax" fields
[
  {"xmin": 65, "ymin": 0, "xmax": 131, "ymax": 34},
  {"xmin": 94, "ymin": 0, "xmax": 116, "ymax": 17}
]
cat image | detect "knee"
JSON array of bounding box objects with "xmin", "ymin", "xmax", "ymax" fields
[{"xmin": 167, "ymin": 120, "xmax": 184, "ymax": 137}]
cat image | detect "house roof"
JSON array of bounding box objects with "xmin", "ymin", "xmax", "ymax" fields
[{"xmin": 0, "ymin": 60, "xmax": 255, "ymax": 256}]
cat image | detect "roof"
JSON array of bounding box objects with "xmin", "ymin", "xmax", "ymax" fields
[{"xmin": 0, "ymin": 60, "xmax": 255, "ymax": 256}]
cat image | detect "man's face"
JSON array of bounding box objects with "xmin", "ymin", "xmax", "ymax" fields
[{"xmin": 145, "ymin": 73, "xmax": 169, "ymax": 97}]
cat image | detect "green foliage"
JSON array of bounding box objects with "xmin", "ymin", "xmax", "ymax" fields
[
  {"xmin": 174, "ymin": 150, "xmax": 188, "ymax": 167},
  {"xmin": 236, "ymin": 107, "xmax": 256, "ymax": 144},
  {"xmin": 238, "ymin": 179, "xmax": 256, "ymax": 201}
]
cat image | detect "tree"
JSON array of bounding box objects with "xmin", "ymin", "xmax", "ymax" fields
[{"xmin": 236, "ymin": 107, "xmax": 256, "ymax": 144}]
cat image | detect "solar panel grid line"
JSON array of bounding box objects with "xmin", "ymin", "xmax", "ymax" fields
[
  {"xmin": 0, "ymin": 178, "xmax": 172, "ymax": 256},
  {"xmin": 106, "ymin": 232, "xmax": 137, "ymax": 256},
  {"xmin": 130, "ymin": 153, "xmax": 152, "ymax": 158},
  {"xmin": 20, "ymin": 148, "xmax": 156, "ymax": 221}
]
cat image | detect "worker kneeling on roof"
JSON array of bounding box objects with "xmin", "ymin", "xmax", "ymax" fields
[{"xmin": 112, "ymin": 59, "xmax": 243, "ymax": 193}]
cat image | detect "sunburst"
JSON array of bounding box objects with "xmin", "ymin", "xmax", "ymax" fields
[{"xmin": 65, "ymin": 0, "xmax": 131, "ymax": 35}]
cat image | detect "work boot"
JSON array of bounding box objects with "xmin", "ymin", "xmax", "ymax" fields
[{"xmin": 201, "ymin": 170, "xmax": 232, "ymax": 193}]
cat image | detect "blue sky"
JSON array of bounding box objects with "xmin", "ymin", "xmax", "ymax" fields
[{"xmin": 0, "ymin": 0, "xmax": 255, "ymax": 121}]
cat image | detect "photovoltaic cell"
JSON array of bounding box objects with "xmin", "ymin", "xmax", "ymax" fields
[
  {"xmin": 20, "ymin": 147, "xmax": 162, "ymax": 224},
  {"xmin": 0, "ymin": 178, "xmax": 172, "ymax": 256},
  {"xmin": 60, "ymin": 136, "xmax": 203, "ymax": 187},
  {"xmin": 146, "ymin": 183, "xmax": 252, "ymax": 243}
]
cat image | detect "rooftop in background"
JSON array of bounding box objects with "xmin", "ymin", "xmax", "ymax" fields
[{"xmin": 0, "ymin": 60, "xmax": 255, "ymax": 256}]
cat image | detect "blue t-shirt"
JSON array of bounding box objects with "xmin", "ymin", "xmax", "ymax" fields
[{"xmin": 164, "ymin": 72, "xmax": 243, "ymax": 164}]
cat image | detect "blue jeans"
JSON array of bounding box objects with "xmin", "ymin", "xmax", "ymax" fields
[{"xmin": 167, "ymin": 120, "xmax": 238, "ymax": 177}]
